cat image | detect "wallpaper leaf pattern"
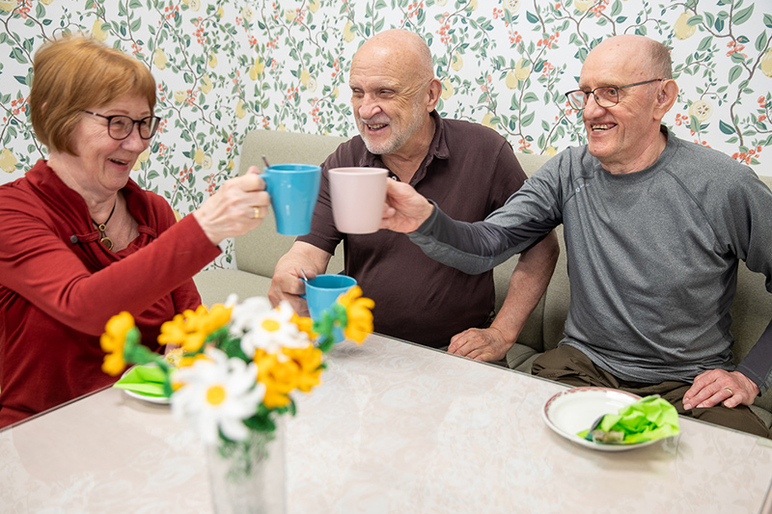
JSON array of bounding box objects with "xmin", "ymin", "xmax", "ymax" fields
[{"xmin": 1, "ymin": 0, "xmax": 770, "ymax": 268}]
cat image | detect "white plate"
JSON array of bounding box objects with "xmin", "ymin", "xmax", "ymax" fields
[
  {"xmin": 542, "ymin": 387, "xmax": 659, "ymax": 452},
  {"xmin": 123, "ymin": 389, "xmax": 170, "ymax": 405},
  {"xmin": 118, "ymin": 365, "xmax": 170, "ymax": 405}
]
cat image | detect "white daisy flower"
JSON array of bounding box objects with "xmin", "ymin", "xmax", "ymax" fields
[
  {"xmin": 171, "ymin": 347, "xmax": 265, "ymax": 445},
  {"xmin": 228, "ymin": 296, "xmax": 273, "ymax": 336},
  {"xmin": 239, "ymin": 301, "xmax": 312, "ymax": 357}
]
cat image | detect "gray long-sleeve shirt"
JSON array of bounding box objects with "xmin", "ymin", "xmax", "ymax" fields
[{"xmin": 409, "ymin": 128, "xmax": 772, "ymax": 392}]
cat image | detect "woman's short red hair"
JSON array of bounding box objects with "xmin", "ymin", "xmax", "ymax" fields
[{"xmin": 29, "ymin": 34, "xmax": 157, "ymax": 155}]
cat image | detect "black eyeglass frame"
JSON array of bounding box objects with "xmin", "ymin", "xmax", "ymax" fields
[
  {"xmin": 82, "ymin": 110, "xmax": 161, "ymax": 141},
  {"xmin": 564, "ymin": 79, "xmax": 663, "ymax": 110}
]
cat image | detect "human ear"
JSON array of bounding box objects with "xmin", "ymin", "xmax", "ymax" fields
[
  {"xmin": 425, "ymin": 78, "xmax": 442, "ymax": 112},
  {"xmin": 655, "ymin": 79, "xmax": 678, "ymax": 116}
]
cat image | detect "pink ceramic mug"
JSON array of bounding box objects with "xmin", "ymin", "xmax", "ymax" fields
[{"xmin": 328, "ymin": 167, "xmax": 388, "ymax": 234}]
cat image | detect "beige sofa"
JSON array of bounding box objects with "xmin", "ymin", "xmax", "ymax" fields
[{"xmin": 193, "ymin": 129, "xmax": 772, "ymax": 428}]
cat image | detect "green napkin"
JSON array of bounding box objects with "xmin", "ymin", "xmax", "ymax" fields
[
  {"xmin": 577, "ymin": 395, "xmax": 680, "ymax": 444},
  {"xmin": 113, "ymin": 365, "xmax": 169, "ymax": 397}
]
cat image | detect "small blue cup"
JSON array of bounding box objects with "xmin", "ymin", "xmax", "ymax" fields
[
  {"xmin": 303, "ymin": 274, "xmax": 357, "ymax": 343},
  {"xmin": 261, "ymin": 164, "xmax": 321, "ymax": 236}
]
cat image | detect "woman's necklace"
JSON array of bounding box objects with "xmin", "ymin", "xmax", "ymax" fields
[{"xmin": 92, "ymin": 199, "xmax": 117, "ymax": 251}]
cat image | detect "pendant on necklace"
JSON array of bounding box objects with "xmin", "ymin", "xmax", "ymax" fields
[
  {"xmin": 100, "ymin": 235, "xmax": 114, "ymax": 250},
  {"xmin": 92, "ymin": 199, "xmax": 118, "ymax": 252}
]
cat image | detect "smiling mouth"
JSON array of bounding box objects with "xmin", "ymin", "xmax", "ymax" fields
[
  {"xmin": 109, "ymin": 158, "xmax": 130, "ymax": 166},
  {"xmin": 591, "ymin": 123, "xmax": 615, "ymax": 131},
  {"xmin": 365, "ymin": 123, "xmax": 388, "ymax": 131}
]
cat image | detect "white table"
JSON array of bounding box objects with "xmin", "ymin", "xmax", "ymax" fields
[{"xmin": 2, "ymin": 334, "xmax": 772, "ymax": 513}]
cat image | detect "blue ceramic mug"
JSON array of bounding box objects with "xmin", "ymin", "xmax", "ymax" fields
[
  {"xmin": 303, "ymin": 274, "xmax": 357, "ymax": 343},
  {"xmin": 261, "ymin": 164, "xmax": 321, "ymax": 236}
]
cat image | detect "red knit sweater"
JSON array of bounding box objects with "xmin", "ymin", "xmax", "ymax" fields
[{"xmin": 0, "ymin": 160, "xmax": 221, "ymax": 427}]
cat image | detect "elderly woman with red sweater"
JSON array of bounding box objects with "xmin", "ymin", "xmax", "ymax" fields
[{"xmin": 0, "ymin": 35, "xmax": 270, "ymax": 427}]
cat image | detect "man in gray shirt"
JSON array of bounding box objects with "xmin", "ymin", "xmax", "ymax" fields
[{"xmin": 380, "ymin": 34, "xmax": 772, "ymax": 437}]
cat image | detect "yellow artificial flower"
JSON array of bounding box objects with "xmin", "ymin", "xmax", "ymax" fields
[
  {"xmin": 253, "ymin": 350, "xmax": 296, "ymax": 408},
  {"xmin": 0, "ymin": 148, "xmax": 18, "ymax": 173},
  {"xmin": 242, "ymin": 6, "xmax": 255, "ymax": 22},
  {"xmin": 157, "ymin": 304, "xmax": 232, "ymax": 352},
  {"xmin": 100, "ymin": 311, "xmax": 135, "ymax": 376},
  {"xmin": 282, "ymin": 346, "xmax": 323, "ymax": 392},
  {"xmin": 254, "ymin": 345, "xmax": 324, "ymax": 408},
  {"xmin": 291, "ymin": 313, "xmax": 317, "ymax": 339},
  {"xmin": 337, "ymin": 286, "xmax": 374, "ymax": 343},
  {"xmin": 308, "ymin": 0, "xmax": 320, "ymax": 13},
  {"xmin": 175, "ymin": 352, "xmax": 212, "ymax": 373}
]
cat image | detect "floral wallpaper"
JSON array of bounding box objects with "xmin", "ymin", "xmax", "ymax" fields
[{"xmin": 1, "ymin": 0, "xmax": 770, "ymax": 268}]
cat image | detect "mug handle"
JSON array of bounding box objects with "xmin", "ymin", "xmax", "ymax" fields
[{"xmin": 257, "ymin": 173, "xmax": 273, "ymax": 195}]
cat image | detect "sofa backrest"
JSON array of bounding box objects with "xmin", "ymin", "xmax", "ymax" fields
[{"xmin": 235, "ymin": 130, "xmax": 349, "ymax": 277}]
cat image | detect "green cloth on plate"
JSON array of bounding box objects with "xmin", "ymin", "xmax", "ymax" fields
[
  {"xmin": 577, "ymin": 395, "xmax": 680, "ymax": 444},
  {"xmin": 113, "ymin": 365, "xmax": 169, "ymax": 397}
]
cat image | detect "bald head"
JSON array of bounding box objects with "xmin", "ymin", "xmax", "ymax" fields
[
  {"xmin": 587, "ymin": 35, "xmax": 672, "ymax": 80},
  {"xmin": 352, "ymin": 29, "xmax": 435, "ymax": 85}
]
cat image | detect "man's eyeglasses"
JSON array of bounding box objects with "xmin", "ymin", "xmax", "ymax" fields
[
  {"xmin": 82, "ymin": 111, "xmax": 161, "ymax": 140},
  {"xmin": 564, "ymin": 79, "xmax": 663, "ymax": 110}
]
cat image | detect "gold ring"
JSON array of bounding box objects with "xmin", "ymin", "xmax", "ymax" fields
[
  {"xmin": 725, "ymin": 387, "xmax": 734, "ymax": 396},
  {"xmin": 253, "ymin": 207, "xmax": 261, "ymax": 219}
]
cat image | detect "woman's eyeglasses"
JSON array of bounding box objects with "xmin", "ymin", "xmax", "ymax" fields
[{"xmin": 82, "ymin": 111, "xmax": 161, "ymax": 140}]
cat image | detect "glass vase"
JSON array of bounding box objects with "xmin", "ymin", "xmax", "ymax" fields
[{"xmin": 205, "ymin": 418, "xmax": 286, "ymax": 514}]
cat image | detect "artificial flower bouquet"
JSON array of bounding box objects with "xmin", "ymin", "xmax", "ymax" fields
[{"xmin": 100, "ymin": 287, "xmax": 374, "ymax": 446}]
